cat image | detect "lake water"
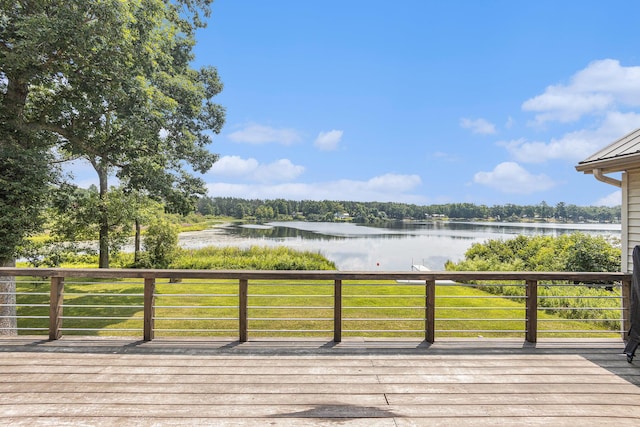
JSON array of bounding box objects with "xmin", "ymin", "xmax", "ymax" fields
[{"xmin": 178, "ymin": 221, "xmax": 621, "ymax": 271}]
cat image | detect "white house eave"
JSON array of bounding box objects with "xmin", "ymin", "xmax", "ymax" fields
[{"xmin": 575, "ymin": 153, "xmax": 640, "ymax": 174}]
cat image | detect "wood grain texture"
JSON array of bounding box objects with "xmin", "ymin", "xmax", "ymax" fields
[{"xmin": 0, "ymin": 337, "xmax": 638, "ymax": 425}]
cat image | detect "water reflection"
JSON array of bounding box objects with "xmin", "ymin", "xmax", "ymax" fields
[{"xmin": 178, "ymin": 221, "xmax": 620, "ymax": 272}]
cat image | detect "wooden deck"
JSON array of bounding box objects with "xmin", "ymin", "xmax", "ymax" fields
[{"xmin": 0, "ymin": 337, "xmax": 639, "ymax": 426}]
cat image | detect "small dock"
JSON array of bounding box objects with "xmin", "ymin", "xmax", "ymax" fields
[{"xmin": 0, "ymin": 337, "xmax": 638, "ymax": 425}]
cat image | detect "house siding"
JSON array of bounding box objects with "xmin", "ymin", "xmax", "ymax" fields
[{"xmin": 625, "ymin": 170, "xmax": 640, "ymax": 272}]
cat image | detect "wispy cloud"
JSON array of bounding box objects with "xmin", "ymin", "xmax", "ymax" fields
[
  {"xmin": 460, "ymin": 118, "xmax": 496, "ymax": 135},
  {"xmin": 499, "ymin": 111, "xmax": 640, "ymax": 163},
  {"xmin": 227, "ymin": 123, "xmax": 302, "ymax": 145},
  {"xmin": 522, "ymin": 59, "xmax": 640, "ymax": 124},
  {"xmin": 314, "ymin": 130, "xmax": 343, "ymax": 151},
  {"xmin": 505, "ymin": 116, "xmax": 515, "ymax": 129},
  {"xmin": 473, "ymin": 162, "xmax": 555, "ymax": 194},
  {"xmin": 209, "ymin": 155, "xmax": 304, "ymax": 183},
  {"xmin": 432, "ymin": 151, "xmax": 459, "ymax": 162},
  {"xmin": 364, "ymin": 173, "xmax": 422, "ymax": 192},
  {"xmin": 595, "ymin": 190, "xmax": 622, "ymax": 207},
  {"xmin": 206, "ymin": 173, "xmax": 424, "ymax": 203}
]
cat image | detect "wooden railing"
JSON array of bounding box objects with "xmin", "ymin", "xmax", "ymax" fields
[{"xmin": 0, "ymin": 268, "xmax": 632, "ymax": 343}]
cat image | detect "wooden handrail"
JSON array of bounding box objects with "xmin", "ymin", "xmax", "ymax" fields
[
  {"xmin": 0, "ymin": 268, "xmax": 630, "ymax": 344},
  {"xmin": 0, "ymin": 268, "xmax": 629, "ymax": 282}
]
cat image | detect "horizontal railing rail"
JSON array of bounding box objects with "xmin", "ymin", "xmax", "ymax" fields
[{"xmin": 0, "ymin": 268, "xmax": 632, "ymax": 343}]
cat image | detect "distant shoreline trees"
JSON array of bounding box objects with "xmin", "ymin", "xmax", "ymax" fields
[{"xmin": 196, "ymin": 197, "xmax": 621, "ymax": 224}]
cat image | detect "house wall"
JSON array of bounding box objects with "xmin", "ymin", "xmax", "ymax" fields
[{"xmin": 625, "ymin": 169, "xmax": 640, "ymax": 272}]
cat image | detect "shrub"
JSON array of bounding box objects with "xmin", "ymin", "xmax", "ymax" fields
[
  {"xmin": 140, "ymin": 219, "xmax": 179, "ymax": 269},
  {"xmin": 445, "ymin": 233, "xmax": 622, "ymax": 330}
]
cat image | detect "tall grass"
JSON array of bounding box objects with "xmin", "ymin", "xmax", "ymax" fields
[
  {"xmin": 471, "ymin": 281, "xmax": 621, "ymax": 330},
  {"xmin": 171, "ymin": 246, "xmax": 336, "ymax": 270}
]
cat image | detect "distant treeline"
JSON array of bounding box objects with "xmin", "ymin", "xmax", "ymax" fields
[{"xmin": 196, "ymin": 197, "xmax": 621, "ymax": 224}]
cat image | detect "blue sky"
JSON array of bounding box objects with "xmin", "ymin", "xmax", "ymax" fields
[{"xmin": 72, "ymin": 1, "xmax": 640, "ymax": 206}]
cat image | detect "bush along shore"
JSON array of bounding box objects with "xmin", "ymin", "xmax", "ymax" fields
[{"xmin": 445, "ymin": 233, "xmax": 622, "ymax": 330}]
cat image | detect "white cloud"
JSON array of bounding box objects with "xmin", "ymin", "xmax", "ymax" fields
[
  {"xmin": 473, "ymin": 162, "xmax": 556, "ymax": 194},
  {"xmin": 206, "ymin": 173, "xmax": 424, "ymax": 203},
  {"xmin": 522, "ymin": 59, "xmax": 640, "ymax": 124},
  {"xmin": 595, "ymin": 190, "xmax": 622, "ymax": 207},
  {"xmin": 314, "ymin": 130, "xmax": 343, "ymax": 151},
  {"xmin": 500, "ymin": 111, "xmax": 640, "ymax": 163},
  {"xmin": 363, "ymin": 173, "xmax": 422, "ymax": 192},
  {"xmin": 227, "ymin": 123, "xmax": 302, "ymax": 145},
  {"xmin": 252, "ymin": 159, "xmax": 305, "ymax": 182},
  {"xmin": 460, "ymin": 118, "xmax": 496, "ymax": 135},
  {"xmin": 208, "ymin": 156, "xmax": 259, "ymax": 177},
  {"xmin": 209, "ymin": 155, "xmax": 304, "ymax": 183}
]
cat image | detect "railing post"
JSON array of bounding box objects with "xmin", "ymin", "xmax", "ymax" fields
[
  {"xmin": 526, "ymin": 280, "xmax": 538, "ymax": 343},
  {"xmin": 425, "ymin": 279, "xmax": 435, "ymax": 343},
  {"xmin": 334, "ymin": 280, "xmax": 342, "ymax": 342},
  {"xmin": 49, "ymin": 276, "xmax": 64, "ymax": 341},
  {"xmin": 239, "ymin": 279, "xmax": 248, "ymax": 342},
  {"xmin": 143, "ymin": 277, "xmax": 155, "ymax": 342},
  {"xmin": 622, "ymin": 278, "xmax": 632, "ymax": 340}
]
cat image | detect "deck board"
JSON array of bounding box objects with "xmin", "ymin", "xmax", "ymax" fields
[{"xmin": 0, "ymin": 337, "xmax": 639, "ymax": 425}]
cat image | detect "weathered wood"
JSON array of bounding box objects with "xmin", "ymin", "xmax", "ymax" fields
[
  {"xmin": 0, "ymin": 259, "xmax": 17, "ymax": 336},
  {"xmin": 425, "ymin": 279, "xmax": 435, "ymax": 343},
  {"xmin": 526, "ymin": 279, "xmax": 538, "ymax": 343},
  {"xmin": 48, "ymin": 277, "xmax": 64, "ymax": 341},
  {"xmin": 239, "ymin": 279, "xmax": 248, "ymax": 342},
  {"xmin": 334, "ymin": 279, "xmax": 342, "ymax": 342},
  {"xmin": 143, "ymin": 278, "xmax": 155, "ymax": 341},
  {"xmin": 0, "ymin": 267, "xmax": 630, "ymax": 283},
  {"xmin": 0, "ymin": 339, "xmax": 638, "ymax": 425}
]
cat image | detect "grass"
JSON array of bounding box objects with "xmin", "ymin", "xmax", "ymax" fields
[
  {"xmin": 172, "ymin": 246, "xmax": 337, "ymax": 270},
  {"xmin": 176, "ymin": 216, "xmax": 235, "ymax": 233},
  {"xmin": 14, "ymin": 277, "xmax": 621, "ymax": 339}
]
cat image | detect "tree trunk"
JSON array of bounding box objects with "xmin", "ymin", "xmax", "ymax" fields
[
  {"xmin": 134, "ymin": 218, "xmax": 141, "ymax": 263},
  {"xmin": 0, "ymin": 259, "xmax": 17, "ymax": 336},
  {"xmin": 97, "ymin": 163, "xmax": 110, "ymax": 268}
]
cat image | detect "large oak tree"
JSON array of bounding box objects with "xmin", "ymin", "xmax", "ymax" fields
[{"xmin": 0, "ymin": 0, "xmax": 223, "ymax": 333}]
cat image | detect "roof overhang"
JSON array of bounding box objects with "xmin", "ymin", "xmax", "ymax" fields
[
  {"xmin": 575, "ymin": 152, "xmax": 640, "ymax": 175},
  {"xmin": 575, "ymin": 127, "xmax": 640, "ymax": 175}
]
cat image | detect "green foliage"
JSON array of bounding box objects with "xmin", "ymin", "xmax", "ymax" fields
[
  {"xmin": 19, "ymin": 239, "xmax": 97, "ymax": 268},
  {"xmin": 255, "ymin": 205, "xmax": 275, "ymax": 221},
  {"xmin": 447, "ymin": 233, "xmax": 620, "ymax": 273},
  {"xmin": 172, "ymin": 246, "xmax": 337, "ymax": 270},
  {"xmin": 139, "ymin": 219, "xmax": 179, "ymax": 269},
  {"xmin": 49, "ymin": 185, "xmax": 139, "ymax": 253},
  {"xmin": 0, "ymin": 143, "xmax": 54, "ymax": 262},
  {"xmin": 445, "ymin": 233, "xmax": 622, "ymax": 329},
  {"xmin": 1, "ymin": 1, "xmax": 224, "ymax": 268}
]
